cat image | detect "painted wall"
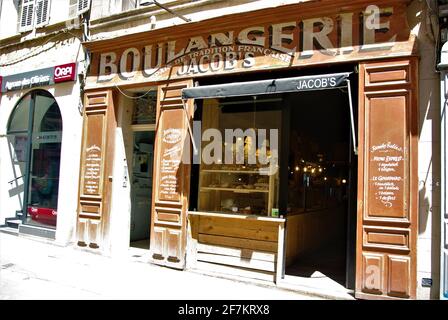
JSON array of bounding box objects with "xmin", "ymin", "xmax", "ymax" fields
[
  {"xmin": 407, "ymin": 0, "xmax": 442, "ymax": 300},
  {"xmin": 0, "ymin": 0, "xmax": 76, "ymax": 40},
  {"xmin": 0, "ymin": 38, "xmax": 84, "ymax": 246},
  {"xmin": 88, "ymin": 0, "xmax": 310, "ymax": 41}
]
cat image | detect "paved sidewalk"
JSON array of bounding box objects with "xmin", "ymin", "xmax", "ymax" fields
[{"xmin": 0, "ymin": 232, "xmax": 318, "ymax": 300}]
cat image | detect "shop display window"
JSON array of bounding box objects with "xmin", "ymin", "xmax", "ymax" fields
[
  {"xmin": 197, "ymin": 96, "xmax": 281, "ymax": 217},
  {"xmin": 194, "ymin": 89, "xmax": 350, "ymax": 218}
]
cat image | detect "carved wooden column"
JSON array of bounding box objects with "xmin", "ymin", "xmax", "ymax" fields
[
  {"xmin": 149, "ymin": 79, "xmax": 193, "ymax": 269},
  {"xmin": 76, "ymin": 90, "xmax": 116, "ymax": 249},
  {"xmin": 356, "ymin": 58, "xmax": 418, "ymax": 299}
]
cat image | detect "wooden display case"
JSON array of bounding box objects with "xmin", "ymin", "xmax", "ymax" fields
[
  {"xmin": 198, "ymin": 165, "xmax": 279, "ymax": 216},
  {"xmin": 197, "ymin": 98, "xmax": 280, "ymax": 217}
]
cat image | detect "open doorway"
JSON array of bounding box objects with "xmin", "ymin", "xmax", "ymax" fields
[
  {"xmin": 283, "ymin": 84, "xmax": 357, "ymax": 292},
  {"xmin": 129, "ymin": 131, "xmax": 155, "ymax": 249},
  {"xmin": 121, "ymin": 88, "xmax": 157, "ymax": 252},
  {"xmin": 186, "ymin": 67, "xmax": 357, "ymax": 292}
]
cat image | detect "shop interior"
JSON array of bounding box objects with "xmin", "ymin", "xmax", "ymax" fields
[
  {"xmin": 129, "ymin": 130, "xmax": 155, "ymax": 249},
  {"xmin": 283, "ymin": 88, "xmax": 356, "ymax": 289},
  {"xmin": 124, "ymin": 90, "xmax": 157, "ymax": 250}
]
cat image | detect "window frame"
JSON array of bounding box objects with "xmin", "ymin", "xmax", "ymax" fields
[
  {"xmin": 35, "ymin": 0, "xmax": 51, "ymax": 28},
  {"xmin": 18, "ymin": 0, "xmax": 36, "ymax": 32},
  {"xmin": 18, "ymin": 0, "xmax": 51, "ymax": 33},
  {"xmin": 76, "ymin": 0, "xmax": 91, "ymax": 15}
]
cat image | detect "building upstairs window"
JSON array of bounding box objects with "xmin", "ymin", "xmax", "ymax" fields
[
  {"xmin": 69, "ymin": 0, "xmax": 90, "ymax": 18},
  {"xmin": 18, "ymin": 0, "xmax": 51, "ymax": 32},
  {"xmin": 19, "ymin": 0, "xmax": 35, "ymax": 32},
  {"xmin": 122, "ymin": 0, "xmax": 138, "ymax": 12},
  {"xmin": 17, "ymin": 0, "xmax": 91, "ymax": 33},
  {"xmin": 76, "ymin": 0, "xmax": 90, "ymax": 15},
  {"xmin": 35, "ymin": 0, "xmax": 50, "ymax": 27},
  {"xmin": 122, "ymin": 0, "xmax": 175, "ymax": 12}
]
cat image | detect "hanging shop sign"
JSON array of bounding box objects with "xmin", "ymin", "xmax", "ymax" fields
[
  {"xmin": 0, "ymin": 63, "xmax": 77, "ymax": 93},
  {"xmin": 85, "ymin": 3, "xmax": 415, "ymax": 89}
]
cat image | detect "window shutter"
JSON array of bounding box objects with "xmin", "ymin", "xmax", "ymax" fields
[
  {"xmin": 35, "ymin": 0, "xmax": 50, "ymax": 28},
  {"xmin": 76, "ymin": 0, "xmax": 91, "ymax": 15},
  {"xmin": 122, "ymin": 0, "xmax": 137, "ymax": 11},
  {"xmin": 68, "ymin": 0, "xmax": 78, "ymax": 18},
  {"xmin": 19, "ymin": 0, "xmax": 35, "ymax": 32}
]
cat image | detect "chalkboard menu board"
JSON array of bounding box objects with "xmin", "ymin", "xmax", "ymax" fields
[
  {"xmin": 157, "ymin": 109, "xmax": 185, "ymax": 202},
  {"xmin": 369, "ymin": 142, "xmax": 405, "ymax": 213},
  {"xmin": 367, "ymin": 95, "xmax": 407, "ymax": 218},
  {"xmin": 82, "ymin": 114, "xmax": 104, "ymax": 196}
]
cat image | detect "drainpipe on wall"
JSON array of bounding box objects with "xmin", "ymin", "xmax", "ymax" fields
[
  {"xmin": 76, "ymin": 2, "xmax": 92, "ymax": 115},
  {"xmin": 438, "ymin": 40, "xmax": 448, "ymax": 300}
]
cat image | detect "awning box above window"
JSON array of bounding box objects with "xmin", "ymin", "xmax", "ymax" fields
[
  {"xmin": 181, "ymin": 72, "xmax": 357, "ymax": 155},
  {"xmin": 181, "ymin": 72, "xmax": 351, "ymax": 100}
]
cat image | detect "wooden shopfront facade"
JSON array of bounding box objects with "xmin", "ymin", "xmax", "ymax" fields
[{"xmin": 78, "ymin": 0, "xmax": 419, "ymax": 299}]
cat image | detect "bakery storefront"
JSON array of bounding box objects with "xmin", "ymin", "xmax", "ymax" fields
[{"xmin": 79, "ymin": 1, "xmax": 419, "ymax": 299}]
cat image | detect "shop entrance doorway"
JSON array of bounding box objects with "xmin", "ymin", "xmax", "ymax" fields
[
  {"xmin": 282, "ymin": 86, "xmax": 357, "ymax": 293},
  {"xmin": 129, "ymin": 130, "xmax": 155, "ymax": 249},
  {"xmin": 120, "ymin": 88, "xmax": 157, "ymax": 252}
]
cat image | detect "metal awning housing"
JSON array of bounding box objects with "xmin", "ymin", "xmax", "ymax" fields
[
  {"xmin": 181, "ymin": 72, "xmax": 357, "ymax": 155},
  {"xmin": 181, "ymin": 72, "xmax": 351, "ymax": 100}
]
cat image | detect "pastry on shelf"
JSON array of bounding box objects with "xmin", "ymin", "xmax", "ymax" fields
[
  {"xmin": 256, "ymin": 177, "xmax": 268, "ymax": 184},
  {"xmin": 254, "ymin": 182, "xmax": 268, "ymax": 187},
  {"xmin": 221, "ymin": 198, "xmax": 235, "ymax": 210},
  {"xmin": 241, "ymin": 206, "xmax": 252, "ymax": 214}
]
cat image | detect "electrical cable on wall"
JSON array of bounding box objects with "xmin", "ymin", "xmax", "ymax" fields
[
  {"xmin": 424, "ymin": 0, "xmax": 441, "ymax": 72},
  {"xmin": 0, "ymin": 31, "xmax": 82, "ymax": 67}
]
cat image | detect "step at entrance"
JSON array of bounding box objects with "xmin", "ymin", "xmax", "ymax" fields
[
  {"xmin": 5, "ymin": 218, "xmax": 22, "ymax": 229},
  {"xmin": 0, "ymin": 226, "xmax": 19, "ymax": 236}
]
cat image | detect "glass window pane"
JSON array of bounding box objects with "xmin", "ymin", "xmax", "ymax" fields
[
  {"xmin": 8, "ymin": 94, "xmax": 31, "ymax": 132},
  {"xmin": 27, "ymin": 91, "xmax": 62, "ymax": 229},
  {"xmin": 131, "ymin": 91, "xmax": 157, "ymax": 124},
  {"xmin": 27, "ymin": 141, "xmax": 61, "ymax": 228},
  {"xmin": 33, "ymin": 92, "xmax": 62, "ymax": 132},
  {"xmin": 197, "ymin": 96, "xmax": 281, "ymax": 217},
  {"xmin": 286, "ymin": 91, "xmax": 350, "ymax": 213},
  {"xmin": 11, "ymin": 135, "xmax": 28, "ymax": 163}
]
